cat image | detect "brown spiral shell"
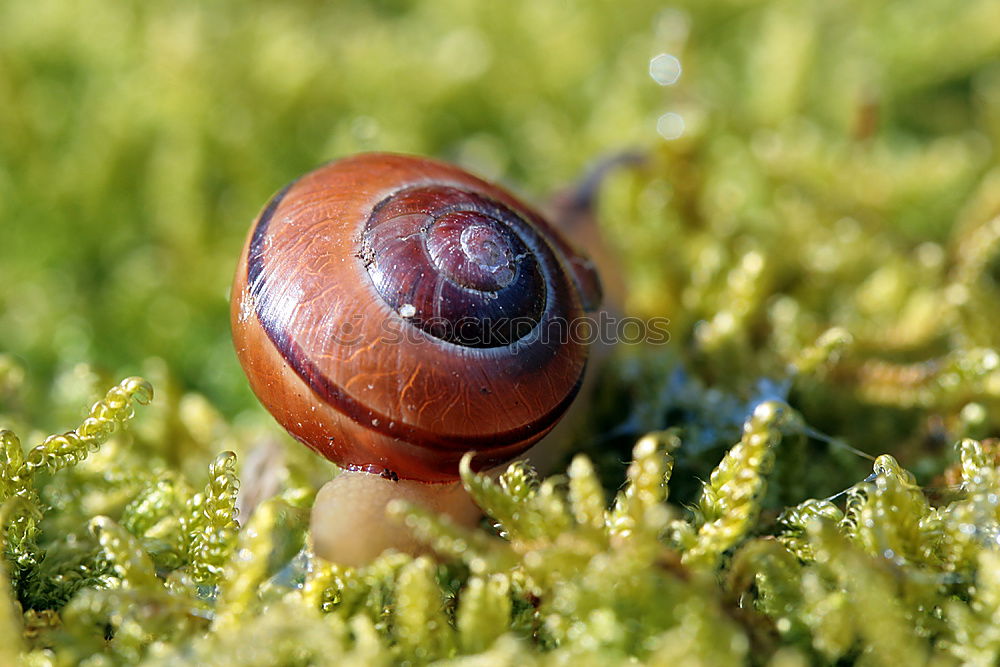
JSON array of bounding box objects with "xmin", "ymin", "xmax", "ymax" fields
[{"xmin": 231, "ymin": 153, "xmax": 600, "ymax": 481}]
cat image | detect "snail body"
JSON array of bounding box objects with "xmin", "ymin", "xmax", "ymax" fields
[{"xmin": 232, "ymin": 153, "xmax": 599, "ymax": 482}]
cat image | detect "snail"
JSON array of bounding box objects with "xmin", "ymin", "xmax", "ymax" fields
[{"xmin": 231, "ymin": 153, "xmax": 601, "ymax": 565}]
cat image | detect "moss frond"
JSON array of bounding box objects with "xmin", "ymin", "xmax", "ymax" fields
[
  {"xmin": 89, "ymin": 516, "xmax": 159, "ymax": 590},
  {"xmin": 211, "ymin": 497, "xmax": 278, "ymax": 632},
  {"xmin": 457, "ymin": 574, "xmax": 512, "ymax": 653},
  {"xmin": 681, "ymin": 401, "xmax": 791, "ymax": 568},
  {"xmin": 21, "ymin": 377, "xmax": 152, "ymax": 477},
  {"xmin": 0, "ymin": 499, "xmax": 28, "ymax": 663},
  {"xmin": 186, "ymin": 451, "xmax": 240, "ymax": 586},
  {"xmin": 944, "ymin": 549, "xmax": 1000, "ymax": 664},
  {"xmin": 394, "ymin": 557, "xmax": 454, "ymax": 661},
  {"xmin": 607, "ymin": 431, "xmax": 676, "ymax": 546}
]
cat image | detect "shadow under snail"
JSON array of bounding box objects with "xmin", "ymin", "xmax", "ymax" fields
[{"xmin": 231, "ymin": 152, "xmax": 603, "ymax": 565}]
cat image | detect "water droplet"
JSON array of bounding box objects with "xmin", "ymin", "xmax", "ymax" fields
[
  {"xmin": 649, "ymin": 53, "xmax": 682, "ymax": 86},
  {"xmin": 657, "ymin": 112, "xmax": 685, "ymax": 140}
]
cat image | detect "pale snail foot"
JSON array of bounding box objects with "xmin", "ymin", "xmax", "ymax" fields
[{"xmin": 310, "ymin": 469, "xmax": 482, "ymax": 567}]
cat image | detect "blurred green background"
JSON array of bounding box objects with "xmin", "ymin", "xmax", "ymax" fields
[
  {"xmin": 0, "ymin": 1, "xmax": 668, "ymax": 425},
  {"xmin": 2, "ymin": 0, "xmax": 1000, "ymax": 482}
]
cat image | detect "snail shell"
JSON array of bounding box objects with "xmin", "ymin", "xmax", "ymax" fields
[{"xmin": 231, "ymin": 153, "xmax": 599, "ymax": 482}]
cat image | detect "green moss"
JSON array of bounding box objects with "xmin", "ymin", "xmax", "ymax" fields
[
  {"xmin": 0, "ymin": 379, "xmax": 997, "ymax": 663},
  {"xmin": 3, "ymin": 0, "xmax": 1000, "ymax": 663}
]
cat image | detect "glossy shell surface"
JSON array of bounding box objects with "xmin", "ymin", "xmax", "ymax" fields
[{"xmin": 231, "ymin": 153, "xmax": 596, "ymax": 481}]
